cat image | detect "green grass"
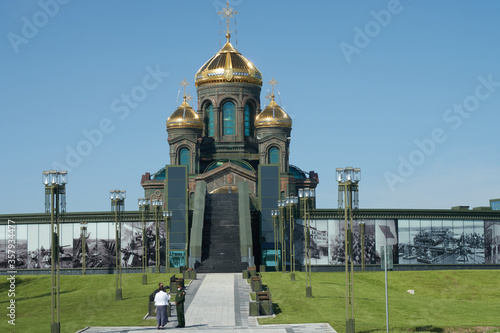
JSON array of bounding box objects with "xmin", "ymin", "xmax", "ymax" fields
[
  {"xmin": 0, "ymin": 273, "xmax": 176, "ymax": 333},
  {"xmin": 258, "ymin": 270, "xmax": 500, "ymax": 333},
  {"xmin": 1, "ymin": 270, "xmax": 499, "ymax": 333}
]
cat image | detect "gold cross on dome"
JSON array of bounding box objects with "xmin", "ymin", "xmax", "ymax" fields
[
  {"xmin": 179, "ymin": 78, "xmax": 190, "ymax": 97},
  {"xmin": 265, "ymin": 91, "xmax": 273, "ymax": 104},
  {"xmin": 185, "ymin": 93, "xmax": 194, "ymax": 104},
  {"xmin": 218, "ymin": 0, "xmax": 238, "ymax": 34},
  {"xmin": 268, "ymin": 77, "xmax": 278, "ymax": 96}
]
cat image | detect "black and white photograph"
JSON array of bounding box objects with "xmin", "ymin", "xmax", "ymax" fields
[
  {"xmin": 398, "ymin": 219, "xmax": 485, "ymax": 265},
  {"xmin": 484, "ymin": 221, "xmax": 500, "ymax": 264}
]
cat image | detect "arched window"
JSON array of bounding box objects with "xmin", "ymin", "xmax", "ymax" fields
[
  {"xmin": 269, "ymin": 147, "xmax": 279, "ymax": 164},
  {"xmin": 244, "ymin": 103, "xmax": 253, "ymax": 136},
  {"xmin": 223, "ymin": 101, "xmax": 236, "ymax": 135},
  {"xmin": 205, "ymin": 103, "xmax": 214, "ymax": 136},
  {"xmin": 179, "ymin": 148, "xmax": 190, "ymax": 170}
]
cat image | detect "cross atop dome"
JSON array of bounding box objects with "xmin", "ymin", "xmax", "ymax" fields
[
  {"xmin": 218, "ymin": 0, "xmax": 238, "ymax": 36},
  {"xmin": 268, "ymin": 77, "xmax": 279, "ymax": 100},
  {"xmin": 179, "ymin": 78, "xmax": 190, "ymax": 96}
]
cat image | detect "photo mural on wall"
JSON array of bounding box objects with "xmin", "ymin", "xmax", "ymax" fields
[
  {"xmin": 398, "ymin": 219, "xmax": 485, "ymax": 265},
  {"xmin": 484, "ymin": 220, "xmax": 500, "ymax": 264}
]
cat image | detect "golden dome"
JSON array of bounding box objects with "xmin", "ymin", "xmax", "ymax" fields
[
  {"xmin": 195, "ymin": 33, "xmax": 262, "ymax": 87},
  {"xmin": 255, "ymin": 96, "xmax": 292, "ymax": 129},
  {"xmin": 166, "ymin": 97, "xmax": 204, "ymax": 130}
]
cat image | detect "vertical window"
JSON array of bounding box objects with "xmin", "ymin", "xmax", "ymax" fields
[
  {"xmin": 244, "ymin": 103, "xmax": 253, "ymax": 136},
  {"xmin": 179, "ymin": 148, "xmax": 190, "ymax": 171},
  {"xmin": 269, "ymin": 147, "xmax": 279, "ymax": 164},
  {"xmin": 223, "ymin": 102, "xmax": 236, "ymax": 135},
  {"xmin": 205, "ymin": 103, "xmax": 214, "ymax": 136}
]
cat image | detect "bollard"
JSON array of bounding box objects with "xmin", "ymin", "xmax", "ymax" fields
[
  {"xmin": 148, "ymin": 301, "xmax": 155, "ymax": 316},
  {"xmin": 249, "ymin": 301, "xmax": 259, "ymax": 316}
]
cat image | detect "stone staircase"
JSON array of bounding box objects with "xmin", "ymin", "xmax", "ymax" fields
[{"xmin": 196, "ymin": 193, "xmax": 245, "ymax": 273}]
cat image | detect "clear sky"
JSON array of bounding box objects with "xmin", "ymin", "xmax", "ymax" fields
[{"xmin": 1, "ymin": 0, "xmax": 500, "ymax": 214}]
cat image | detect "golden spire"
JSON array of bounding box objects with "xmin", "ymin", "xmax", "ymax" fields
[
  {"xmin": 265, "ymin": 91, "xmax": 273, "ymax": 104},
  {"xmin": 179, "ymin": 78, "xmax": 190, "ymax": 97},
  {"xmin": 268, "ymin": 77, "xmax": 279, "ymax": 103},
  {"xmin": 218, "ymin": 0, "xmax": 238, "ymax": 40}
]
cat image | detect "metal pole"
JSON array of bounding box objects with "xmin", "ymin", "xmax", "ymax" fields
[
  {"xmin": 348, "ymin": 185, "xmax": 355, "ymax": 320},
  {"xmin": 166, "ymin": 215, "xmax": 170, "ymax": 273},
  {"xmin": 385, "ymin": 245, "xmax": 389, "ymax": 332},
  {"xmin": 360, "ymin": 222, "xmax": 365, "ymax": 272},
  {"xmin": 344, "ymin": 185, "xmax": 349, "ymax": 321},
  {"xmin": 304, "ymin": 196, "xmax": 312, "ymax": 297},
  {"xmin": 273, "ymin": 213, "xmax": 278, "ymax": 271},
  {"xmin": 155, "ymin": 206, "xmax": 160, "ymax": 273},
  {"xmin": 280, "ymin": 206, "xmax": 286, "ymax": 272},
  {"xmin": 142, "ymin": 206, "xmax": 147, "ymax": 284},
  {"xmin": 56, "ymin": 190, "xmax": 61, "ymax": 326},
  {"xmin": 118, "ymin": 203, "xmax": 122, "ymax": 291},
  {"xmin": 289, "ymin": 203, "xmax": 295, "ymax": 281}
]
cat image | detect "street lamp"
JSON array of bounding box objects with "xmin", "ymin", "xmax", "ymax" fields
[
  {"xmin": 80, "ymin": 222, "xmax": 87, "ymax": 275},
  {"xmin": 286, "ymin": 196, "xmax": 299, "ymax": 281},
  {"xmin": 163, "ymin": 210, "xmax": 172, "ymax": 273},
  {"xmin": 271, "ymin": 209, "xmax": 280, "ymax": 272},
  {"xmin": 359, "ymin": 221, "xmax": 365, "ymax": 272},
  {"xmin": 299, "ymin": 188, "xmax": 315, "ymax": 298},
  {"xmin": 110, "ymin": 189, "xmax": 126, "ymax": 300},
  {"xmin": 138, "ymin": 198, "xmax": 150, "ymax": 284},
  {"xmin": 277, "ymin": 199, "xmax": 286, "ymax": 272},
  {"xmin": 43, "ymin": 169, "xmax": 67, "ymax": 333},
  {"xmin": 152, "ymin": 199, "xmax": 163, "ymax": 273},
  {"xmin": 336, "ymin": 167, "xmax": 361, "ymax": 333}
]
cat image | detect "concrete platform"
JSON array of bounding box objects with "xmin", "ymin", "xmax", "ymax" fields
[{"xmin": 78, "ymin": 273, "xmax": 337, "ymax": 333}]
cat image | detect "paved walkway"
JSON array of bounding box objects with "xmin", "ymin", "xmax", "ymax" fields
[{"xmin": 79, "ymin": 273, "xmax": 337, "ymax": 333}]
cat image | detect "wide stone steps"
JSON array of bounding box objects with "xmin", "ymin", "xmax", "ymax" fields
[{"xmin": 197, "ymin": 193, "xmax": 245, "ymax": 273}]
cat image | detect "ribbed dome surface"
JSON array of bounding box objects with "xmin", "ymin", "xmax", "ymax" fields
[
  {"xmin": 166, "ymin": 98, "xmax": 204, "ymax": 130},
  {"xmin": 195, "ymin": 34, "xmax": 262, "ymax": 87},
  {"xmin": 255, "ymin": 98, "xmax": 292, "ymax": 129}
]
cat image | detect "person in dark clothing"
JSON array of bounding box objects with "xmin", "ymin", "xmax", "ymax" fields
[
  {"xmin": 175, "ymin": 284, "xmax": 186, "ymax": 328},
  {"xmin": 150, "ymin": 282, "xmax": 169, "ymax": 302}
]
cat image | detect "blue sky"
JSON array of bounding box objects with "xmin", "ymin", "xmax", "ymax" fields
[{"xmin": 1, "ymin": 0, "xmax": 500, "ymax": 214}]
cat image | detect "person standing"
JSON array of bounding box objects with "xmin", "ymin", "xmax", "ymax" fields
[
  {"xmin": 175, "ymin": 283, "xmax": 186, "ymax": 328},
  {"xmin": 154, "ymin": 285, "xmax": 170, "ymax": 329},
  {"xmin": 150, "ymin": 282, "xmax": 168, "ymax": 302}
]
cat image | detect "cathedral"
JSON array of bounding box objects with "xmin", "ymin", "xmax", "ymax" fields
[{"xmin": 139, "ymin": 2, "xmax": 318, "ymax": 272}]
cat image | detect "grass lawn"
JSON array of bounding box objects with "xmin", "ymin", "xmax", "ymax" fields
[
  {"xmin": 1, "ymin": 270, "xmax": 499, "ymax": 333},
  {"xmin": 259, "ymin": 270, "xmax": 500, "ymax": 333},
  {"xmin": 0, "ymin": 273, "xmax": 177, "ymax": 333}
]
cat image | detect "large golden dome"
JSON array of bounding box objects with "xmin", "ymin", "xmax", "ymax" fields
[
  {"xmin": 195, "ymin": 33, "xmax": 262, "ymax": 87},
  {"xmin": 255, "ymin": 96, "xmax": 292, "ymax": 129},
  {"xmin": 166, "ymin": 97, "xmax": 204, "ymax": 130}
]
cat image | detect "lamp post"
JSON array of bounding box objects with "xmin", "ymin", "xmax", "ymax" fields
[
  {"xmin": 80, "ymin": 222, "xmax": 87, "ymax": 275},
  {"xmin": 43, "ymin": 170, "xmax": 67, "ymax": 333},
  {"xmin": 286, "ymin": 196, "xmax": 299, "ymax": 280},
  {"xmin": 138, "ymin": 198, "xmax": 150, "ymax": 284},
  {"xmin": 278, "ymin": 200, "xmax": 286, "ymax": 272},
  {"xmin": 110, "ymin": 189, "xmax": 126, "ymax": 300},
  {"xmin": 359, "ymin": 221, "xmax": 365, "ymax": 272},
  {"xmin": 271, "ymin": 209, "xmax": 279, "ymax": 271},
  {"xmin": 336, "ymin": 167, "xmax": 361, "ymax": 333},
  {"xmin": 163, "ymin": 210, "xmax": 172, "ymax": 273},
  {"xmin": 299, "ymin": 188, "xmax": 315, "ymax": 298},
  {"xmin": 152, "ymin": 199, "xmax": 163, "ymax": 273}
]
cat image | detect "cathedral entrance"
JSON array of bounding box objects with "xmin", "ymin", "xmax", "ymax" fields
[{"xmin": 210, "ymin": 186, "xmax": 238, "ymax": 194}]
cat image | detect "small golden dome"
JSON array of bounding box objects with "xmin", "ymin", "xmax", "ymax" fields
[
  {"xmin": 255, "ymin": 96, "xmax": 292, "ymax": 129},
  {"xmin": 166, "ymin": 97, "xmax": 204, "ymax": 130},
  {"xmin": 195, "ymin": 33, "xmax": 262, "ymax": 87}
]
